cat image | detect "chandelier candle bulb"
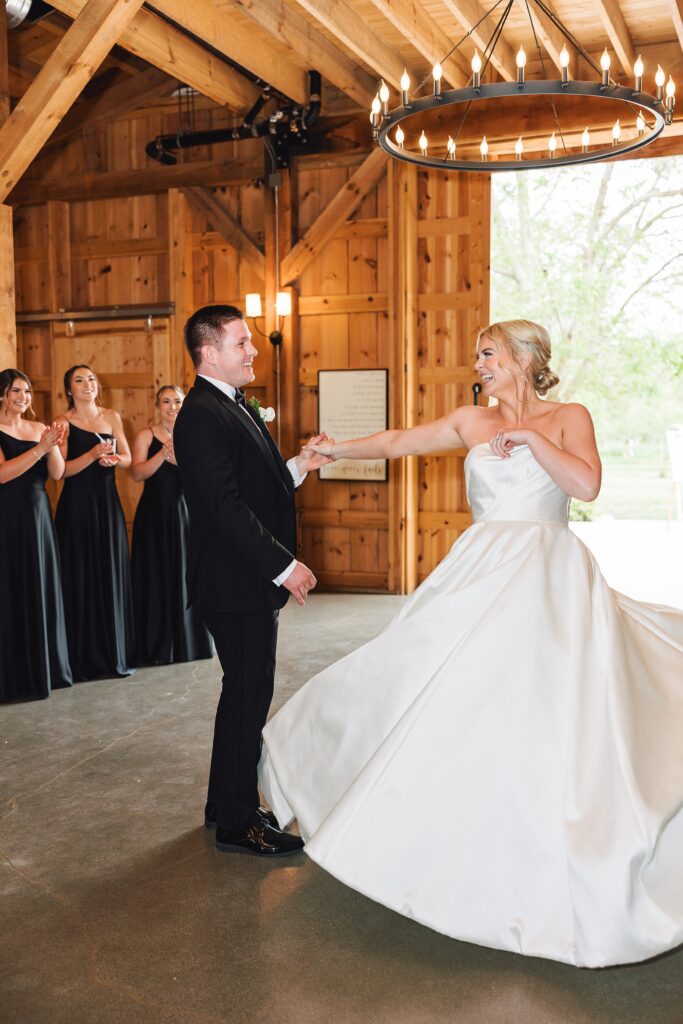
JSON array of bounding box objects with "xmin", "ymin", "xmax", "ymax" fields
[
  {"xmin": 447, "ymin": 135, "xmax": 456, "ymax": 160},
  {"xmin": 612, "ymin": 118, "xmax": 621, "ymax": 145},
  {"xmin": 472, "ymin": 50, "xmax": 482, "ymax": 89},
  {"xmin": 371, "ymin": 94, "xmax": 381, "ymax": 128},
  {"xmin": 600, "ymin": 48, "xmax": 611, "ymax": 87},
  {"xmin": 379, "ymin": 80, "xmax": 390, "ymax": 117},
  {"xmin": 560, "ymin": 45, "xmax": 570, "ymax": 84},
  {"xmin": 634, "ymin": 55, "xmax": 644, "ymax": 93},
  {"xmin": 656, "ymin": 65, "xmax": 665, "ymax": 101},
  {"xmin": 516, "ymin": 46, "xmax": 526, "ymax": 86},
  {"xmin": 666, "ymin": 76, "xmax": 676, "ymax": 111},
  {"xmin": 400, "ymin": 69, "xmax": 410, "ymax": 107},
  {"xmin": 419, "ymin": 130, "xmax": 428, "ymax": 155},
  {"xmin": 548, "ymin": 133, "xmax": 557, "ymax": 157},
  {"xmin": 480, "ymin": 136, "xmax": 488, "ymax": 160},
  {"xmin": 433, "ymin": 62, "xmax": 443, "ymax": 98},
  {"xmin": 581, "ymin": 126, "xmax": 590, "ymax": 152},
  {"xmin": 515, "ymin": 136, "xmax": 523, "ymax": 160},
  {"xmin": 395, "ymin": 125, "xmax": 405, "ymax": 149},
  {"xmin": 636, "ymin": 113, "xmax": 646, "ymax": 135}
]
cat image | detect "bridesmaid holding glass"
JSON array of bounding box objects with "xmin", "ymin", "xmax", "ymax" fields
[
  {"xmin": 131, "ymin": 385, "xmax": 213, "ymax": 665},
  {"xmin": 0, "ymin": 369, "xmax": 73, "ymax": 701},
  {"xmin": 55, "ymin": 365, "xmax": 135, "ymax": 681}
]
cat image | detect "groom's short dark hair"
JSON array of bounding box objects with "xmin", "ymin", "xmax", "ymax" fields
[{"xmin": 185, "ymin": 305, "xmax": 245, "ymax": 367}]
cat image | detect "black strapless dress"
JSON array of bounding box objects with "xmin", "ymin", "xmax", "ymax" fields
[
  {"xmin": 131, "ymin": 435, "xmax": 213, "ymax": 664},
  {"xmin": 0, "ymin": 432, "xmax": 73, "ymax": 701},
  {"xmin": 55, "ymin": 424, "xmax": 135, "ymax": 680}
]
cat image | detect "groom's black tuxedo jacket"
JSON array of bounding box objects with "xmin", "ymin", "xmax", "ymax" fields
[{"xmin": 174, "ymin": 375, "xmax": 297, "ymax": 614}]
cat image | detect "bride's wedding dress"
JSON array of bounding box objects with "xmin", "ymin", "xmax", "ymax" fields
[{"xmin": 259, "ymin": 442, "xmax": 683, "ymax": 967}]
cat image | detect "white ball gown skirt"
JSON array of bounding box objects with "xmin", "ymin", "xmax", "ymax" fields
[{"xmin": 259, "ymin": 443, "xmax": 683, "ymax": 967}]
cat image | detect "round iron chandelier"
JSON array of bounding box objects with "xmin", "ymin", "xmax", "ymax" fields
[{"xmin": 370, "ymin": 0, "xmax": 675, "ymax": 171}]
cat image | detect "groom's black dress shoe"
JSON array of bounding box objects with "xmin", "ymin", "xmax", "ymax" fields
[
  {"xmin": 204, "ymin": 803, "xmax": 279, "ymax": 830},
  {"xmin": 215, "ymin": 820, "xmax": 304, "ymax": 856}
]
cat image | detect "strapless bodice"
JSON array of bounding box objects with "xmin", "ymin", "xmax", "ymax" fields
[{"xmin": 465, "ymin": 442, "xmax": 570, "ymax": 524}]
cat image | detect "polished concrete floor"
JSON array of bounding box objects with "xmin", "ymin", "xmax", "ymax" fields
[{"xmin": 2, "ymin": 594, "xmax": 682, "ymax": 1024}]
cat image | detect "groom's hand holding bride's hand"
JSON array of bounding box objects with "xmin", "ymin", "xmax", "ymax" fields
[{"xmin": 294, "ymin": 433, "xmax": 336, "ymax": 474}]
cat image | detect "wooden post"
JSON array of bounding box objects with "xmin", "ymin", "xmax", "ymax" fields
[
  {"xmin": 0, "ymin": 0, "xmax": 16, "ymax": 368},
  {"xmin": 46, "ymin": 201, "xmax": 73, "ymax": 423},
  {"xmin": 264, "ymin": 167, "xmax": 297, "ymax": 454},
  {"xmin": 388, "ymin": 160, "xmax": 418, "ymax": 594},
  {"xmin": 167, "ymin": 189, "xmax": 195, "ymax": 389}
]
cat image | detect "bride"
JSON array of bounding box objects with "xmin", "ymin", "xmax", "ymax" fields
[{"xmin": 258, "ymin": 319, "xmax": 683, "ymax": 968}]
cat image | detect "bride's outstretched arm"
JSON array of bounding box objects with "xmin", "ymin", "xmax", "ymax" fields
[{"xmin": 311, "ymin": 411, "xmax": 466, "ymax": 461}]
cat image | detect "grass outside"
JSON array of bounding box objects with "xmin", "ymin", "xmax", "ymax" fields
[{"xmin": 571, "ymin": 448, "xmax": 675, "ymax": 520}]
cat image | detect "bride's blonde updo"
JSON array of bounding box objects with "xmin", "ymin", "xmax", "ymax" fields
[{"xmin": 477, "ymin": 319, "xmax": 560, "ymax": 396}]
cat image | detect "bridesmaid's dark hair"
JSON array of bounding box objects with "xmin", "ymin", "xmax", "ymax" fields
[
  {"xmin": 184, "ymin": 305, "xmax": 245, "ymax": 368},
  {"xmin": 0, "ymin": 368, "xmax": 36, "ymax": 417},
  {"xmin": 64, "ymin": 364, "xmax": 102, "ymax": 409},
  {"xmin": 155, "ymin": 384, "xmax": 184, "ymax": 406}
]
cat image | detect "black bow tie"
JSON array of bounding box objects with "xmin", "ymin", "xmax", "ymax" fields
[{"xmin": 234, "ymin": 389, "xmax": 248, "ymax": 408}]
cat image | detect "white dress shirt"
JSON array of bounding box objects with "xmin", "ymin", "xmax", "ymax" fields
[{"xmin": 197, "ymin": 374, "xmax": 302, "ymax": 586}]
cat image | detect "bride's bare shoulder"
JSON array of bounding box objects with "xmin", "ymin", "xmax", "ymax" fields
[{"xmin": 554, "ymin": 401, "xmax": 595, "ymax": 427}]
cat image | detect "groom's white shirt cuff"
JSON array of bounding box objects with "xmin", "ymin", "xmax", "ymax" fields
[{"xmin": 197, "ymin": 374, "xmax": 304, "ymax": 587}]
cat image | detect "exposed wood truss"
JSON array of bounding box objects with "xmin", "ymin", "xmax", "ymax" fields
[
  {"xmin": 181, "ymin": 186, "xmax": 266, "ymax": 280},
  {"xmin": 0, "ymin": 0, "xmax": 147, "ymax": 202}
]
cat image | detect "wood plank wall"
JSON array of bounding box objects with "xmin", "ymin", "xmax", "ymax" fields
[{"xmin": 11, "ymin": 105, "xmax": 490, "ymax": 590}]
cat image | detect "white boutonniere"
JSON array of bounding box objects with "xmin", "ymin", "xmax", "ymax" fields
[{"xmin": 248, "ymin": 396, "xmax": 276, "ymax": 423}]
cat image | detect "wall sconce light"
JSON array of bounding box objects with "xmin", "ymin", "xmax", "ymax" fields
[{"xmin": 244, "ymin": 291, "xmax": 291, "ymax": 346}]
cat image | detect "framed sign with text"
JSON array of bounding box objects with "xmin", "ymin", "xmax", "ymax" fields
[{"xmin": 317, "ymin": 369, "xmax": 389, "ymax": 482}]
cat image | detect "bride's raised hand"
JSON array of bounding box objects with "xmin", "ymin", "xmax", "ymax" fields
[
  {"xmin": 295, "ymin": 433, "xmax": 336, "ymax": 473},
  {"xmin": 489, "ymin": 428, "xmax": 536, "ymax": 459}
]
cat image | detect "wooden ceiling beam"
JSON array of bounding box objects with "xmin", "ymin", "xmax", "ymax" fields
[
  {"xmin": 664, "ymin": 0, "xmax": 683, "ymax": 52},
  {"xmin": 181, "ymin": 186, "xmax": 266, "ymax": 280},
  {"xmin": 150, "ymin": 0, "xmax": 309, "ymax": 104},
  {"xmin": 281, "ymin": 147, "xmax": 388, "ymax": 285},
  {"xmin": 46, "ymin": 0, "xmax": 260, "ymax": 110},
  {"xmin": 440, "ymin": 0, "xmax": 517, "ymax": 82},
  {"xmin": 366, "ymin": 0, "xmax": 471, "ymax": 87},
  {"xmin": 293, "ymin": 0, "xmax": 417, "ymax": 92},
  {"xmin": 44, "ymin": 66, "xmax": 173, "ymax": 153},
  {"xmin": 8, "ymin": 157, "xmax": 263, "ymax": 204},
  {"xmin": 594, "ymin": 0, "xmax": 637, "ymax": 76},
  {"xmin": 0, "ymin": 0, "xmax": 147, "ymax": 203},
  {"xmin": 522, "ymin": 0, "xmax": 578, "ymax": 78},
  {"xmin": 233, "ymin": 0, "xmax": 377, "ymax": 108}
]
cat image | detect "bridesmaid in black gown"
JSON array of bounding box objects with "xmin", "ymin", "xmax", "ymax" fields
[
  {"xmin": 131, "ymin": 385, "xmax": 213, "ymax": 664},
  {"xmin": 55, "ymin": 365, "xmax": 135, "ymax": 681},
  {"xmin": 0, "ymin": 369, "xmax": 73, "ymax": 701}
]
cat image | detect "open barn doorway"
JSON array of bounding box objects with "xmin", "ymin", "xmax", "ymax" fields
[{"xmin": 490, "ymin": 157, "xmax": 683, "ymax": 606}]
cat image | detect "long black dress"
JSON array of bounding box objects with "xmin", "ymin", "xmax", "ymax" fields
[
  {"xmin": 131, "ymin": 435, "xmax": 213, "ymax": 665},
  {"xmin": 55, "ymin": 424, "xmax": 135, "ymax": 680},
  {"xmin": 0, "ymin": 432, "xmax": 73, "ymax": 701}
]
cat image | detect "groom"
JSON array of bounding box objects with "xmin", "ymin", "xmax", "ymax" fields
[{"xmin": 174, "ymin": 304, "xmax": 331, "ymax": 856}]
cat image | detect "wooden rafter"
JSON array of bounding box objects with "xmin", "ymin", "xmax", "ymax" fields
[
  {"xmin": 525, "ymin": 0, "xmax": 578, "ymax": 77},
  {"xmin": 280, "ymin": 147, "xmax": 388, "ymax": 285},
  {"xmin": 181, "ymin": 186, "xmax": 266, "ymax": 280},
  {"xmin": 152, "ymin": 0, "xmax": 308, "ymax": 105},
  {"xmin": 46, "ymin": 0, "xmax": 259, "ymax": 110},
  {"xmin": 440, "ymin": 0, "xmax": 516, "ymax": 82},
  {"xmin": 8, "ymin": 157, "xmax": 262, "ymax": 204},
  {"xmin": 233, "ymin": 0, "xmax": 376, "ymax": 108},
  {"xmin": 665, "ymin": 0, "xmax": 683, "ymax": 52},
  {"xmin": 293, "ymin": 0, "xmax": 417, "ymax": 92},
  {"xmin": 366, "ymin": 0, "xmax": 470, "ymax": 87},
  {"xmin": 45, "ymin": 66, "xmax": 172, "ymax": 152},
  {"xmin": 0, "ymin": 0, "xmax": 147, "ymax": 203},
  {"xmin": 594, "ymin": 0, "xmax": 637, "ymax": 76}
]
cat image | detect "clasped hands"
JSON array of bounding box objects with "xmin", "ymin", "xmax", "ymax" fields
[{"xmin": 294, "ymin": 432, "xmax": 336, "ymax": 474}]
